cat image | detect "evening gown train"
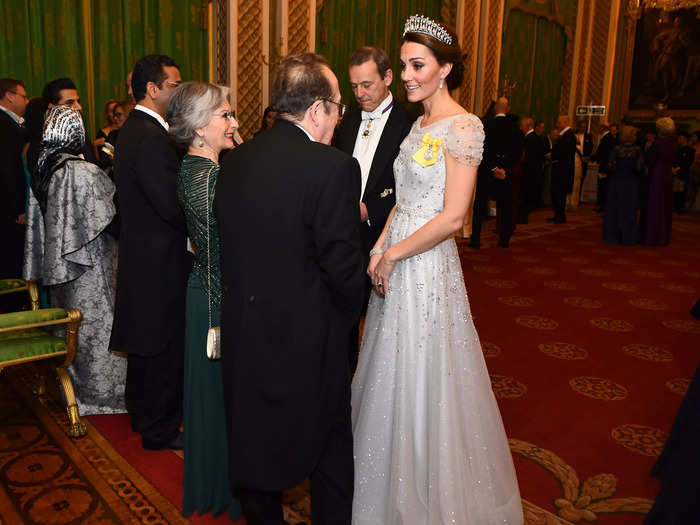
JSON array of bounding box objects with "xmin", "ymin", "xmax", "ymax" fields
[
  {"xmin": 177, "ymin": 155, "xmax": 241, "ymax": 520},
  {"xmin": 351, "ymin": 114, "xmax": 523, "ymax": 524}
]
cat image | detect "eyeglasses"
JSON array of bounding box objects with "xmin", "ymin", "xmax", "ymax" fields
[
  {"xmin": 165, "ymin": 80, "xmax": 182, "ymax": 88},
  {"xmin": 9, "ymin": 90, "xmax": 28, "ymax": 101},
  {"xmin": 320, "ymin": 98, "xmax": 348, "ymax": 117}
]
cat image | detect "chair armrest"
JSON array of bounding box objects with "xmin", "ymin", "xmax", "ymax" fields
[
  {"xmin": 0, "ymin": 308, "xmax": 72, "ymax": 332},
  {"xmin": 0, "ymin": 279, "xmax": 40, "ymax": 310}
]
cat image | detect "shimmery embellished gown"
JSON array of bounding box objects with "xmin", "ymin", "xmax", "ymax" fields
[
  {"xmin": 177, "ymin": 155, "xmax": 241, "ymax": 520},
  {"xmin": 351, "ymin": 115, "xmax": 524, "ymax": 524}
]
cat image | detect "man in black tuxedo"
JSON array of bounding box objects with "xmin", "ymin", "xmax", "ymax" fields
[
  {"xmin": 110, "ymin": 55, "xmax": 191, "ymax": 451},
  {"xmin": 574, "ymin": 119, "xmax": 594, "ymax": 202},
  {"xmin": 593, "ymin": 123, "xmax": 618, "ymax": 212},
  {"xmin": 216, "ymin": 53, "xmax": 365, "ymax": 525},
  {"xmin": 334, "ymin": 46, "xmax": 413, "ymax": 372},
  {"xmin": 470, "ymin": 97, "xmax": 522, "ymax": 248},
  {"xmin": 548, "ymin": 115, "xmax": 577, "ymax": 223},
  {"xmin": 519, "ymin": 117, "xmax": 546, "ymax": 224},
  {"xmin": 0, "ymin": 78, "xmax": 28, "ymax": 285}
]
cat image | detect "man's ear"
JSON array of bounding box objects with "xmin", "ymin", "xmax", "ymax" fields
[
  {"xmin": 384, "ymin": 69, "xmax": 393, "ymax": 87},
  {"xmin": 146, "ymin": 81, "xmax": 159, "ymax": 100}
]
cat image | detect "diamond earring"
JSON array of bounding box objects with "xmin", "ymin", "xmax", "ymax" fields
[
  {"xmin": 439, "ymin": 78, "xmax": 444, "ymax": 89},
  {"xmin": 197, "ymin": 134, "xmax": 204, "ymax": 147}
]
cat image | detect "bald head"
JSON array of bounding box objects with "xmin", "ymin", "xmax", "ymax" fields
[{"xmin": 495, "ymin": 97, "xmax": 509, "ymax": 115}]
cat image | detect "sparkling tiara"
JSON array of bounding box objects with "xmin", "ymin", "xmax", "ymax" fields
[{"xmin": 403, "ymin": 15, "xmax": 453, "ymax": 45}]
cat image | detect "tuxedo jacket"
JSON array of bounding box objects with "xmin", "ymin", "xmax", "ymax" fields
[
  {"xmin": 109, "ymin": 109, "xmax": 192, "ymax": 356},
  {"xmin": 552, "ymin": 128, "xmax": 577, "ymax": 192},
  {"xmin": 215, "ymin": 119, "xmax": 366, "ymax": 491},
  {"xmin": 334, "ymin": 102, "xmax": 413, "ymax": 253},
  {"xmin": 481, "ymin": 115, "xmax": 523, "ymax": 177},
  {"xmin": 522, "ymin": 130, "xmax": 547, "ymax": 179},
  {"xmin": 594, "ymin": 132, "xmax": 617, "ymax": 174},
  {"xmin": 0, "ymin": 111, "xmax": 26, "ymax": 225}
]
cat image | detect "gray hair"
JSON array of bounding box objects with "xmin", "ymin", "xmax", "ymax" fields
[{"xmin": 167, "ymin": 81, "xmax": 230, "ymax": 146}]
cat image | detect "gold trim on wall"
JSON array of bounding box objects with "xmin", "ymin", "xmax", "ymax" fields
[{"xmin": 81, "ymin": 0, "xmax": 96, "ymax": 136}]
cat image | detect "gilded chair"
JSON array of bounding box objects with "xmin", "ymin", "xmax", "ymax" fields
[{"xmin": 0, "ymin": 279, "xmax": 87, "ymax": 438}]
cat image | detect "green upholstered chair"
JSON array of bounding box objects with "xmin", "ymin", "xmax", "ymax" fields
[
  {"xmin": 0, "ymin": 278, "xmax": 40, "ymax": 311},
  {"xmin": 0, "ymin": 289, "xmax": 87, "ymax": 438}
]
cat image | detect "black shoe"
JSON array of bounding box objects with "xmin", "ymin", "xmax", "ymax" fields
[
  {"xmin": 545, "ymin": 217, "xmax": 556, "ymax": 223},
  {"xmin": 467, "ymin": 241, "xmax": 480, "ymax": 249},
  {"xmin": 553, "ymin": 219, "xmax": 566, "ymax": 224},
  {"xmin": 143, "ymin": 431, "xmax": 184, "ymax": 451},
  {"xmin": 497, "ymin": 241, "xmax": 509, "ymax": 248}
]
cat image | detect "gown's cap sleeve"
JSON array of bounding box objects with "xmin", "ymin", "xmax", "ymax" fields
[{"xmin": 445, "ymin": 114, "xmax": 484, "ymax": 167}]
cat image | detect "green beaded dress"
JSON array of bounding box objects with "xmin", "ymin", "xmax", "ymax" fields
[{"xmin": 177, "ymin": 154, "xmax": 241, "ymax": 520}]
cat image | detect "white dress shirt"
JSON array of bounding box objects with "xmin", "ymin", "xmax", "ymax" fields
[
  {"xmin": 134, "ymin": 104, "xmax": 168, "ymax": 131},
  {"xmin": 352, "ymin": 93, "xmax": 394, "ymax": 199}
]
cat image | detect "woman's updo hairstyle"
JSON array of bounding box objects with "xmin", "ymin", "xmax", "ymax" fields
[{"xmin": 402, "ymin": 15, "xmax": 465, "ymax": 91}]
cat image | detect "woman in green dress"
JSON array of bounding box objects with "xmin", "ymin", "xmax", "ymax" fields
[{"xmin": 167, "ymin": 82, "xmax": 241, "ymax": 520}]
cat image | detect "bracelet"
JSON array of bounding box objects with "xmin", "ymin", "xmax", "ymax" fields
[{"xmin": 369, "ymin": 248, "xmax": 384, "ymax": 257}]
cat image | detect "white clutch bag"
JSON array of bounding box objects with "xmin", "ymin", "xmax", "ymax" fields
[{"xmin": 207, "ymin": 326, "xmax": 221, "ymax": 360}]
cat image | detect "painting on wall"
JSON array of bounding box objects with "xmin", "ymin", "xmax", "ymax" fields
[{"xmin": 626, "ymin": 7, "xmax": 700, "ymax": 115}]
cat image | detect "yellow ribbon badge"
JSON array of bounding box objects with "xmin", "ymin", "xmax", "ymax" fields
[{"xmin": 412, "ymin": 133, "xmax": 444, "ymax": 167}]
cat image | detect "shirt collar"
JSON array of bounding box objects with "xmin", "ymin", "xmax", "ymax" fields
[
  {"xmin": 560, "ymin": 126, "xmax": 571, "ymax": 135},
  {"xmin": 294, "ymin": 123, "xmax": 315, "ymax": 142},
  {"xmin": 362, "ymin": 92, "xmax": 394, "ymax": 121},
  {"xmin": 135, "ymin": 104, "xmax": 169, "ymax": 131},
  {"xmin": 0, "ymin": 105, "xmax": 24, "ymax": 126},
  {"xmin": 525, "ymin": 129, "xmax": 534, "ymax": 136},
  {"xmin": 495, "ymin": 113, "xmax": 507, "ymax": 118}
]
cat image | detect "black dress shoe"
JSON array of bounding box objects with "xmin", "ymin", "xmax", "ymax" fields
[
  {"xmin": 467, "ymin": 241, "xmax": 480, "ymax": 249},
  {"xmin": 497, "ymin": 241, "xmax": 509, "ymax": 248},
  {"xmin": 142, "ymin": 431, "xmax": 184, "ymax": 451},
  {"xmin": 553, "ymin": 219, "xmax": 566, "ymax": 224},
  {"xmin": 545, "ymin": 217, "xmax": 556, "ymax": 223}
]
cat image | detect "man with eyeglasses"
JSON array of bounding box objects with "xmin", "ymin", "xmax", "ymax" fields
[
  {"xmin": 215, "ymin": 53, "xmax": 365, "ymax": 525},
  {"xmin": 0, "ymin": 78, "xmax": 29, "ymax": 286},
  {"xmin": 110, "ymin": 55, "xmax": 191, "ymax": 452},
  {"xmin": 334, "ymin": 46, "xmax": 413, "ymax": 374}
]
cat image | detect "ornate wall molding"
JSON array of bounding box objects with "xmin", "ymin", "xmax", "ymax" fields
[
  {"xmin": 235, "ymin": 0, "xmax": 266, "ymax": 140},
  {"xmin": 481, "ymin": 0, "xmax": 505, "ymax": 113},
  {"xmin": 213, "ymin": 0, "xmax": 229, "ymax": 84},
  {"xmin": 456, "ymin": 0, "xmax": 481, "ymax": 113}
]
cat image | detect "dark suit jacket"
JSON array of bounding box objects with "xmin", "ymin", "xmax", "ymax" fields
[
  {"xmin": 109, "ymin": 109, "xmax": 191, "ymax": 356},
  {"xmin": 552, "ymin": 128, "xmax": 577, "ymax": 192},
  {"xmin": 215, "ymin": 119, "xmax": 365, "ymax": 491},
  {"xmin": 594, "ymin": 132, "xmax": 617, "ymax": 175},
  {"xmin": 334, "ymin": 102, "xmax": 413, "ymax": 254},
  {"xmin": 481, "ymin": 115, "xmax": 522, "ymax": 177},
  {"xmin": 0, "ymin": 110, "xmax": 26, "ymax": 225},
  {"xmin": 522, "ymin": 130, "xmax": 546, "ymax": 179}
]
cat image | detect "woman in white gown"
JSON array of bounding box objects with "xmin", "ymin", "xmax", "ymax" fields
[{"xmin": 351, "ymin": 15, "xmax": 524, "ymax": 525}]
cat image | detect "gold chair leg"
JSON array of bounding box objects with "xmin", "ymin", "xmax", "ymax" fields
[
  {"xmin": 55, "ymin": 367, "xmax": 87, "ymax": 438},
  {"xmin": 33, "ymin": 372, "xmax": 47, "ymax": 396}
]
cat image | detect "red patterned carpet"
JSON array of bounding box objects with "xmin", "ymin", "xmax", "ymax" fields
[
  {"xmin": 3, "ymin": 205, "xmax": 698, "ymax": 524},
  {"xmin": 459, "ymin": 205, "xmax": 700, "ymax": 524}
]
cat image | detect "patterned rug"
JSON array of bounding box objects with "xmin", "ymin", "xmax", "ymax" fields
[
  {"xmin": 0, "ymin": 363, "xmax": 186, "ymax": 524},
  {"xmin": 2, "ymin": 205, "xmax": 697, "ymax": 525}
]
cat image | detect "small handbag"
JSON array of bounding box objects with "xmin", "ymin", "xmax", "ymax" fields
[{"xmin": 205, "ymin": 166, "xmax": 221, "ymax": 360}]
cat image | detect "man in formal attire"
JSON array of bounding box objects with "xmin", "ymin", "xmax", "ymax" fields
[
  {"xmin": 110, "ymin": 55, "xmax": 190, "ymax": 451},
  {"xmin": 334, "ymin": 46, "xmax": 413, "ymax": 372},
  {"xmin": 215, "ymin": 53, "xmax": 366, "ymax": 525},
  {"xmin": 0, "ymin": 78, "xmax": 28, "ymax": 286},
  {"xmin": 574, "ymin": 119, "xmax": 594, "ymax": 202},
  {"xmin": 593, "ymin": 123, "xmax": 617, "ymax": 212},
  {"xmin": 533, "ymin": 120, "xmax": 550, "ymax": 209},
  {"xmin": 519, "ymin": 117, "xmax": 546, "ymax": 224},
  {"xmin": 548, "ymin": 115, "xmax": 577, "ymax": 223},
  {"xmin": 470, "ymin": 97, "xmax": 522, "ymax": 248}
]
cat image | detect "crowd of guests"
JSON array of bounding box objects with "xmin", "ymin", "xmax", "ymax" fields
[
  {"xmin": 1, "ymin": 12, "xmax": 698, "ymax": 525},
  {"xmin": 467, "ymin": 99, "xmax": 699, "ymax": 249}
]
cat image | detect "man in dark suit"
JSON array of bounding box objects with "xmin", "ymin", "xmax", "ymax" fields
[
  {"xmin": 334, "ymin": 46, "xmax": 413, "ymax": 372},
  {"xmin": 548, "ymin": 115, "xmax": 577, "ymax": 224},
  {"xmin": 593, "ymin": 123, "xmax": 618, "ymax": 212},
  {"xmin": 216, "ymin": 53, "xmax": 365, "ymax": 525},
  {"xmin": 470, "ymin": 97, "xmax": 522, "ymax": 248},
  {"xmin": 519, "ymin": 117, "xmax": 546, "ymax": 224},
  {"xmin": 110, "ymin": 55, "xmax": 190, "ymax": 451},
  {"xmin": 574, "ymin": 119, "xmax": 594, "ymax": 202},
  {"xmin": 0, "ymin": 78, "xmax": 28, "ymax": 285}
]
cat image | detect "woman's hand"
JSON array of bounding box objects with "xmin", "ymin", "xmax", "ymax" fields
[{"xmin": 370, "ymin": 250, "xmax": 397, "ymax": 296}]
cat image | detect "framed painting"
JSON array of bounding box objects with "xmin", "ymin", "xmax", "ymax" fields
[{"xmin": 622, "ymin": 6, "xmax": 700, "ymax": 118}]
